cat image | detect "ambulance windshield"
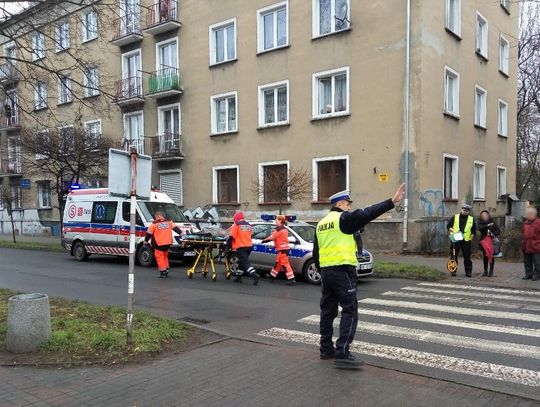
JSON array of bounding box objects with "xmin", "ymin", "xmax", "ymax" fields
[{"xmin": 140, "ymin": 202, "xmax": 189, "ymax": 223}]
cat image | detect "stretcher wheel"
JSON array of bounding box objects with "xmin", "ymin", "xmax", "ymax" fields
[
  {"xmin": 211, "ymin": 274, "xmax": 217, "ymax": 282},
  {"xmin": 447, "ymin": 260, "xmax": 458, "ymax": 273},
  {"xmin": 187, "ymin": 270, "xmax": 194, "ymax": 279},
  {"xmin": 202, "ymin": 272, "xmax": 208, "ymax": 277},
  {"xmin": 226, "ymin": 271, "xmax": 232, "ymax": 280}
]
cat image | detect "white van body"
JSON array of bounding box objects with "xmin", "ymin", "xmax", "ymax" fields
[{"xmin": 62, "ymin": 188, "xmax": 198, "ymax": 266}]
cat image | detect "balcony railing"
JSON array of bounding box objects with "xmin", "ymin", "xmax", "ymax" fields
[
  {"xmin": 0, "ymin": 160, "xmax": 22, "ymax": 176},
  {"xmin": 145, "ymin": 0, "xmax": 180, "ymax": 35},
  {"xmin": 111, "ymin": 13, "xmax": 143, "ymax": 46},
  {"xmin": 114, "ymin": 77, "xmax": 144, "ymax": 105},
  {"xmin": 118, "ymin": 138, "xmax": 145, "ymax": 155},
  {"xmin": 0, "ymin": 63, "xmax": 19, "ymax": 84},
  {"xmin": 117, "ymin": 133, "xmax": 184, "ymax": 159},
  {"xmin": 147, "ymin": 67, "xmax": 181, "ymax": 97},
  {"xmin": 0, "ymin": 114, "xmax": 20, "ymax": 130}
]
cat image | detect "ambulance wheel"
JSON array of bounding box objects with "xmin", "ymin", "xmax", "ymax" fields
[
  {"xmin": 137, "ymin": 245, "xmax": 154, "ymax": 267},
  {"xmin": 73, "ymin": 241, "xmax": 89, "ymax": 262},
  {"xmin": 303, "ymin": 259, "xmax": 321, "ymax": 285}
]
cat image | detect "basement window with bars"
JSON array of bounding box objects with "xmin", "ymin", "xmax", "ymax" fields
[
  {"xmin": 313, "ymin": 157, "xmax": 348, "ymax": 202},
  {"xmin": 213, "ymin": 166, "xmax": 239, "ymax": 204}
]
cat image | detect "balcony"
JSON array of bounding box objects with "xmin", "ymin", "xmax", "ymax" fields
[
  {"xmin": 0, "ymin": 63, "xmax": 19, "ymax": 86},
  {"xmin": 114, "ymin": 77, "xmax": 145, "ymax": 106},
  {"xmin": 147, "ymin": 68, "xmax": 182, "ymax": 98},
  {"xmin": 0, "ymin": 114, "xmax": 20, "ymax": 131},
  {"xmin": 111, "ymin": 14, "xmax": 143, "ymax": 47},
  {"xmin": 0, "ymin": 160, "xmax": 22, "ymax": 177},
  {"xmin": 117, "ymin": 138, "xmax": 145, "ymax": 155},
  {"xmin": 144, "ymin": 0, "xmax": 181, "ymax": 35},
  {"xmin": 148, "ymin": 133, "xmax": 184, "ymax": 160}
]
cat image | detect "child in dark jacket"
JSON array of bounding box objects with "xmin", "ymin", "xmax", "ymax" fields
[{"xmin": 478, "ymin": 210, "xmax": 500, "ymax": 277}]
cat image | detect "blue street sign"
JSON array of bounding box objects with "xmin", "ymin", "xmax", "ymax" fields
[{"xmin": 20, "ymin": 179, "xmax": 31, "ymax": 189}]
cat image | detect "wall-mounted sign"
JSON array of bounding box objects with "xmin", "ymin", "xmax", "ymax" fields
[
  {"xmin": 378, "ymin": 173, "xmax": 389, "ymax": 182},
  {"xmin": 20, "ymin": 179, "xmax": 31, "ymax": 189}
]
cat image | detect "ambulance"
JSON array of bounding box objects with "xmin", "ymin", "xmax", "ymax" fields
[{"xmin": 62, "ymin": 188, "xmax": 199, "ymax": 266}]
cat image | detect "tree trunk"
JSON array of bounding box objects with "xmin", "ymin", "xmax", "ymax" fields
[{"xmin": 9, "ymin": 208, "xmax": 16, "ymax": 244}]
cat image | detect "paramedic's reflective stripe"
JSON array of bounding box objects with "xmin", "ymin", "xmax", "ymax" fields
[{"xmin": 64, "ymin": 243, "xmax": 129, "ymax": 256}]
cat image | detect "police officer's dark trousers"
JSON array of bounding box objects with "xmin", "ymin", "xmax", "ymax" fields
[
  {"xmin": 320, "ymin": 266, "xmax": 358, "ymax": 359},
  {"xmin": 453, "ymin": 241, "xmax": 472, "ymax": 276}
]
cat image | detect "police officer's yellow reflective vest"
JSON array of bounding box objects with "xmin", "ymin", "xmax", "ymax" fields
[
  {"xmin": 316, "ymin": 211, "xmax": 357, "ymax": 267},
  {"xmin": 453, "ymin": 214, "xmax": 474, "ymax": 241}
]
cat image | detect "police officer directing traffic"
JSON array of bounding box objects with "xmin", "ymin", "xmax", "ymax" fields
[{"xmin": 313, "ymin": 184, "xmax": 405, "ymax": 369}]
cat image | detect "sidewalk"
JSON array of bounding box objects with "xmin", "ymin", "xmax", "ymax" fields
[
  {"xmin": 0, "ymin": 338, "xmax": 536, "ymax": 407},
  {"xmin": 0, "ymin": 234, "xmax": 62, "ymax": 245}
]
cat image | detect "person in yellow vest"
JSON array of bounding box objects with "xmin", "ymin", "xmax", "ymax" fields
[
  {"xmin": 447, "ymin": 204, "xmax": 476, "ymax": 277},
  {"xmin": 313, "ymin": 184, "xmax": 405, "ymax": 369}
]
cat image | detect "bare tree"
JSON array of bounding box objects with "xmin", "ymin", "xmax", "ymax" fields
[
  {"xmin": 1, "ymin": 186, "xmax": 18, "ymax": 243},
  {"xmin": 251, "ymin": 167, "xmax": 312, "ymax": 215}
]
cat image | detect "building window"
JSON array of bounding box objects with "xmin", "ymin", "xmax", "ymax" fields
[
  {"xmin": 209, "ymin": 19, "xmax": 236, "ymax": 65},
  {"xmin": 313, "ymin": 156, "xmax": 348, "ymax": 202},
  {"xmin": 57, "ymin": 74, "xmax": 72, "ymax": 105},
  {"xmin": 84, "ymin": 120, "xmax": 101, "ymax": 150},
  {"xmin": 158, "ymin": 104, "xmax": 180, "ymax": 135},
  {"xmin": 37, "ymin": 181, "xmax": 52, "ymax": 209},
  {"xmin": 213, "ymin": 165, "xmax": 239, "ymax": 204},
  {"xmin": 32, "ymin": 32, "xmax": 45, "ymax": 61},
  {"xmin": 83, "ymin": 67, "xmax": 100, "ymax": 97},
  {"xmin": 312, "ymin": 67, "xmax": 349, "ymax": 119},
  {"xmin": 443, "ymin": 155, "xmax": 458, "ymax": 200},
  {"xmin": 34, "ymin": 81, "xmax": 47, "ymax": 110},
  {"xmin": 258, "ymin": 161, "xmax": 289, "ymax": 203},
  {"xmin": 312, "ymin": 0, "xmax": 350, "ymax": 38},
  {"xmin": 159, "ymin": 171, "xmax": 183, "ymax": 206},
  {"xmin": 4, "ymin": 90, "xmax": 19, "ymax": 126},
  {"xmin": 55, "ymin": 20, "xmax": 70, "ymax": 52},
  {"xmin": 59, "ymin": 126, "xmax": 75, "ymax": 156},
  {"xmin": 157, "ymin": 38, "xmax": 178, "ymax": 70},
  {"xmin": 10, "ymin": 185, "xmax": 22, "ymax": 209},
  {"xmin": 499, "ymin": 35, "xmax": 509, "ymax": 75},
  {"xmin": 82, "ymin": 10, "xmax": 98, "ymax": 42},
  {"xmin": 445, "ymin": 0, "xmax": 461, "ymax": 36},
  {"xmin": 35, "ymin": 130, "xmax": 50, "ymax": 160},
  {"xmin": 257, "ymin": 2, "xmax": 288, "ymax": 53},
  {"xmin": 7, "ymin": 137, "xmax": 21, "ymax": 174},
  {"xmin": 475, "ymin": 12, "xmax": 488, "ymax": 58},
  {"xmin": 123, "ymin": 111, "xmax": 144, "ymax": 154},
  {"xmin": 258, "ymin": 80, "xmax": 288, "ymax": 127},
  {"xmin": 444, "ymin": 67, "xmax": 460, "ymax": 116},
  {"xmin": 473, "ymin": 161, "xmax": 486, "ymax": 201},
  {"xmin": 498, "ymin": 99, "xmax": 508, "ymax": 137},
  {"xmin": 474, "ymin": 85, "xmax": 487, "ymax": 128},
  {"xmin": 210, "ymin": 91, "xmax": 237, "ymax": 134},
  {"xmin": 497, "ymin": 166, "xmax": 507, "ymax": 200}
]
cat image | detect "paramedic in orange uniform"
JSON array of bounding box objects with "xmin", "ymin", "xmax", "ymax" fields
[
  {"xmin": 262, "ymin": 215, "xmax": 296, "ymax": 285},
  {"xmin": 144, "ymin": 211, "xmax": 183, "ymax": 278},
  {"xmin": 227, "ymin": 211, "xmax": 259, "ymax": 285}
]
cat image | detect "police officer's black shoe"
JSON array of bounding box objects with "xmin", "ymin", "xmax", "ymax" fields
[
  {"xmin": 320, "ymin": 352, "xmax": 335, "ymax": 360},
  {"xmin": 523, "ymin": 276, "xmax": 532, "ymax": 280},
  {"xmin": 334, "ymin": 355, "xmax": 364, "ymax": 370}
]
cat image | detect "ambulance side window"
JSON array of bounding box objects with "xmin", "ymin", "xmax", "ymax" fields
[
  {"xmin": 122, "ymin": 202, "xmax": 144, "ymax": 226},
  {"xmin": 91, "ymin": 201, "xmax": 117, "ymax": 224}
]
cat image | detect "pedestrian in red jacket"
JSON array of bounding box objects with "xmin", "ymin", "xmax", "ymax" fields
[
  {"xmin": 262, "ymin": 215, "xmax": 296, "ymax": 285},
  {"xmin": 522, "ymin": 207, "xmax": 540, "ymax": 281}
]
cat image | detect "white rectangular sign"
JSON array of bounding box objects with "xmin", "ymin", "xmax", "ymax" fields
[{"xmin": 108, "ymin": 148, "xmax": 152, "ymax": 199}]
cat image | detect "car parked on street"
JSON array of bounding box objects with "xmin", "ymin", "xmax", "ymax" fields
[{"xmin": 227, "ymin": 216, "xmax": 374, "ymax": 284}]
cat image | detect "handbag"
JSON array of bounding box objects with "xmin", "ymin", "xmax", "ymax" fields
[{"xmin": 492, "ymin": 236, "xmax": 502, "ymax": 257}]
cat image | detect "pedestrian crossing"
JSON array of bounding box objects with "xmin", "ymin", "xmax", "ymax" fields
[{"xmin": 257, "ymin": 282, "xmax": 540, "ymax": 388}]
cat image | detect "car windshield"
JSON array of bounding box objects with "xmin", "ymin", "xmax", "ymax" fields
[
  {"xmin": 139, "ymin": 202, "xmax": 189, "ymax": 223},
  {"xmin": 290, "ymin": 225, "xmax": 316, "ymax": 243}
]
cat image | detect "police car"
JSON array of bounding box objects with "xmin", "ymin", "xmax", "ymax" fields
[{"xmin": 227, "ymin": 215, "xmax": 374, "ymax": 284}]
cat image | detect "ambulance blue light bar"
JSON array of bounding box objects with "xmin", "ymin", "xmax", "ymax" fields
[{"xmin": 261, "ymin": 214, "xmax": 297, "ymax": 222}]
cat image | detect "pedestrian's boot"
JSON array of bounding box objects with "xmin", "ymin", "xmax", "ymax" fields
[
  {"xmin": 533, "ymin": 275, "xmax": 539, "ymax": 281},
  {"xmin": 488, "ymin": 265, "xmax": 494, "ymax": 277},
  {"xmin": 250, "ymin": 272, "xmax": 260, "ymax": 286},
  {"xmin": 159, "ymin": 271, "xmax": 167, "ymax": 278},
  {"xmin": 523, "ymin": 276, "xmax": 532, "ymax": 280},
  {"xmin": 482, "ymin": 269, "xmax": 488, "ymax": 277},
  {"xmin": 334, "ymin": 354, "xmax": 364, "ymax": 370},
  {"xmin": 286, "ymin": 278, "xmax": 296, "ymax": 286},
  {"xmin": 234, "ymin": 275, "xmax": 243, "ymax": 283}
]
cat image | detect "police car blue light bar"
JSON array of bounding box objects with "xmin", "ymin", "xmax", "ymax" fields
[{"xmin": 261, "ymin": 214, "xmax": 297, "ymax": 222}]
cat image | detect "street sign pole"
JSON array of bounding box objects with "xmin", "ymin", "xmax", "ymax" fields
[{"xmin": 127, "ymin": 147, "xmax": 138, "ymax": 345}]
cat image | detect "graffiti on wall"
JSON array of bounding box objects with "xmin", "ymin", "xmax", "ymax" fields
[
  {"xmin": 183, "ymin": 206, "xmax": 225, "ymax": 233},
  {"xmin": 420, "ymin": 189, "xmax": 446, "ymax": 218}
]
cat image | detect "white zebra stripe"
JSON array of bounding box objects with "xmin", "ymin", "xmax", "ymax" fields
[
  {"xmin": 380, "ymin": 291, "xmax": 540, "ymax": 312},
  {"xmin": 358, "ymin": 298, "xmax": 540, "ymax": 323},
  {"xmin": 297, "ymin": 315, "xmax": 540, "ymax": 360},
  {"xmin": 257, "ymin": 328, "xmax": 540, "ymax": 387},
  {"xmin": 419, "ymin": 282, "xmax": 540, "ymax": 297},
  {"xmin": 401, "ymin": 286, "xmax": 540, "ymax": 304}
]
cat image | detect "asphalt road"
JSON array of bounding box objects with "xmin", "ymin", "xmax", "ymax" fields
[{"xmin": 1, "ymin": 248, "xmax": 539, "ymax": 402}]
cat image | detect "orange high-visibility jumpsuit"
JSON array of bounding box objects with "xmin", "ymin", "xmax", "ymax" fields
[
  {"xmin": 146, "ymin": 218, "xmax": 176, "ymax": 272},
  {"xmin": 270, "ymin": 226, "xmax": 294, "ymax": 280}
]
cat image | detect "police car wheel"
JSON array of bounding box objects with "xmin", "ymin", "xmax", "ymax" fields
[
  {"xmin": 137, "ymin": 245, "xmax": 154, "ymax": 267},
  {"xmin": 73, "ymin": 241, "xmax": 89, "ymax": 262},
  {"xmin": 227, "ymin": 252, "xmax": 240, "ymax": 274},
  {"xmin": 303, "ymin": 259, "xmax": 321, "ymax": 285}
]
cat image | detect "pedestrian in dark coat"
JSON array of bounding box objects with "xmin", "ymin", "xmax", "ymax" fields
[{"xmin": 478, "ymin": 210, "xmax": 500, "ymax": 277}]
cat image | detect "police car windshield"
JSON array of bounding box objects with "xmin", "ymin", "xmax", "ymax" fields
[
  {"xmin": 140, "ymin": 202, "xmax": 189, "ymax": 223},
  {"xmin": 289, "ymin": 225, "xmax": 316, "ymax": 243}
]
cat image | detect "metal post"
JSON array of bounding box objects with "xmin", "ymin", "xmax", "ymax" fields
[
  {"xmin": 127, "ymin": 147, "xmax": 137, "ymax": 345},
  {"xmin": 402, "ymin": 0, "xmax": 412, "ymax": 250}
]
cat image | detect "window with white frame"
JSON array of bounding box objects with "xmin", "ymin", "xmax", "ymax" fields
[
  {"xmin": 32, "ymin": 32, "xmax": 45, "ymax": 61},
  {"xmin": 444, "ymin": 67, "xmax": 460, "ymax": 116},
  {"xmin": 499, "ymin": 35, "xmax": 509, "ymax": 75},
  {"xmin": 313, "ymin": 67, "xmax": 349, "ymax": 118},
  {"xmin": 10, "ymin": 185, "xmax": 22, "ymax": 209},
  {"xmin": 257, "ymin": 2, "xmax": 288, "ymax": 53},
  {"xmin": 34, "ymin": 81, "xmax": 47, "ymax": 110},
  {"xmin": 498, "ymin": 99, "xmax": 508, "ymax": 137},
  {"xmin": 313, "ymin": 156, "xmax": 348, "ymax": 202},
  {"xmin": 35, "ymin": 130, "xmax": 50, "ymax": 160},
  {"xmin": 213, "ymin": 166, "xmax": 239, "ymax": 204},
  {"xmin": 312, "ymin": 0, "xmax": 350, "ymax": 37},
  {"xmin": 83, "ymin": 66, "xmax": 100, "ymax": 97},
  {"xmin": 59, "ymin": 126, "xmax": 75, "ymax": 156},
  {"xmin": 209, "ymin": 19, "xmax": 236, "ymax": 65},
  {"xmin": 258, "ymin": 81, "xmax": 288, "ymax": 126},
  {"xmin": 157, "ymin": 38, "xmax": 178, "ymax": 71},
  {"xmin": 445, "ymin": 0, "xmax": 461, "ymax": 36},
  {"xmin": 497, "ymin": 166, "xmax": 507, "ymax": 199},
  {"xmin": 473, "ymin": 161, "xmax": 486, "ymax": 200},
  {"xmin": 475, "ymin": 12, "xmax": 488, "ymax": 58},
  {"xmin": 211, "ymin": 91, "xmax": 237, "ymax": 134},
  {"xmin": 84, "ymin": 120, "xmax": 101, "ymax": 150},
  {"xmin": 258, "ymin": 161, "xmax": 289, "ymax": 203},
  {"xmin": 82, "ymin": 10, "xmax": 98, "ymax": 42},
  {"xmin": 123, "ymin": 111, "xmax": 144, "ymax": 154},
  {"xmin": 158, "ymin": 104, "xmax": 180, "ymax": 135},
  {"xmin": 443, "ymin": 155, "xmax": 458, "ymax": 200},
  {"xmin": 474, "ymin": 85, "xmax": 487, "ymax": 128},
  {"xmin": 37, "ymin": 181, "xmax": 52, "ymax": 208},
  {"xmin": 57, "ymin": 74, "xmax": 72, "ymax": 104},
  {"xmin": 55, "ymin": 20, "xmax": 70, "ymax": 52}
]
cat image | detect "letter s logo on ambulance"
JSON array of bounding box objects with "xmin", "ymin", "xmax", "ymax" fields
[{"xmin": 68, "ymin": 205, "xmax": 77, "ymax": 219}]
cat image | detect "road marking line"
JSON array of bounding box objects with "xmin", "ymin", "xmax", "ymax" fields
[
  {"xmin": 418, "ymin": 282, "xmax": 540, "ymax": 297},
  {"xmin": 358, "ymin": 298, "xmax": 540, "ymax": 323},
  {"xmin": 401, "ymin": 286, "xmax": 540, "ymax": 304},
  {"xmin": 297, "ymin": 315, "xmax": 540, "ymax": 360},
  {"xmin": 380, "ymin": 291, "xmax": 540, "ymax": 312},
  {"xmin": 257, "ymin": 328, "xmax": 540, "ymax": 387}
]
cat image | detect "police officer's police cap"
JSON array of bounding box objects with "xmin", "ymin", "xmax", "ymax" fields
[
  {"xmin": 462, "ymin": 204, "xmax": 472, "ymax": 210},
  {"xmin": 329, "ymin": 190, "xmax": 353, "ymax": 204}
]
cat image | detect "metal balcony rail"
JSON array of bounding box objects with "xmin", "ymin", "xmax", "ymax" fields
[
  {"xmin": 0, "ymin": 114, "xmax": 20, "ymax": 128},
  {"xmin": 148, "ymin": 67, "xmax": 180, "ymax": 94},
  {"xmin": 146, "ymin": 0, "xmax": 178, "ymax": 27},
  {"xmin": 114, "ymin": 77, "xmax": 143, "ymax": 101},
  {"xmin": 0, "ymin": 62, "xmax": 18, "ymax": 82},
  {"xmin": 112, "ymin": 13, "xmax": 142, "ymax": 40},
  {"xmin": 150, "ymin": 132, "xmax": 183, "ymax": 158},
  {"xmin": 0, "ymin": 160, "xmax": 21, "ymax": 175},
  {"xmin": 118, "ymin": 137, "xmax": 145, "ymax": 155}
]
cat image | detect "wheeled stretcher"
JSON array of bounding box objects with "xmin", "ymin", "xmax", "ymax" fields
[{"xmin": 178, "ymin": 233, "xmax": 232, "ymax": 282}]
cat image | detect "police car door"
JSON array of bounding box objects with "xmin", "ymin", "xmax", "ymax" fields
[
  {"xmin": 90, "ymin": 201, "xmax": 120, "ymax": 251},
  {"xmin": 251, "ymin": 224, "xmax": 274, "ymax": 268}
]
